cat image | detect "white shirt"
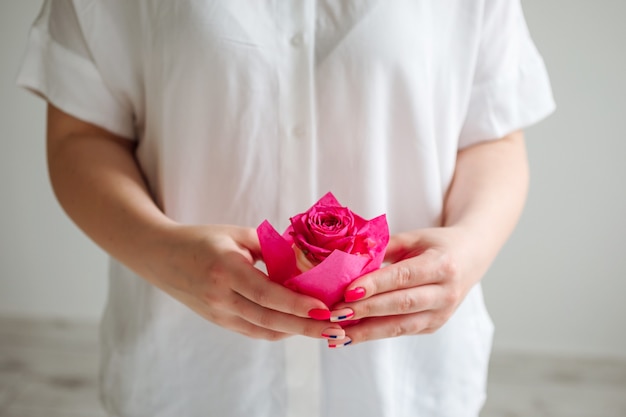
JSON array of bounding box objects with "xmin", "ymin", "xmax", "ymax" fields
[{"xmin": 18, "ymin": 1, "xmax": 554, "ymax": 416}]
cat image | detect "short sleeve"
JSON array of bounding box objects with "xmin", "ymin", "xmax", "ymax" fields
[
  {"xmin": 458, "ymin": 0, "xmax": 555, "ymax": 148},
  {"xmin": 16, "ymin": 0, "xmax": 135, "ymax": 139}
]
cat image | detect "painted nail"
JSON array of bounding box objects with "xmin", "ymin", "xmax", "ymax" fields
[
  {"xmin": 344, "ymin": 287, "xmax": 366, "ymax": 302},
  {"xmin": 330, "ymin": 308, "xmax": 355, "ymax": 322},
  {"xmin": 308, "ymin": 308, "xmax": 331, "ymax": 320},
  {"xmin": 328, "ymin": 337, "xmax": 353, "ymax": 349},
  {"xmin": 321, "ymin": 328, "xmax": 346, "ymax": 340}
]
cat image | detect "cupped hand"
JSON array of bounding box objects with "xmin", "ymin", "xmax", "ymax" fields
[
  {"xmin": 327, "ymin": 227, "xmax": 485, "ymax": 347},
  {"xmin": 149, "ymin": 224, "xmax": 344, "ymax": 341}
]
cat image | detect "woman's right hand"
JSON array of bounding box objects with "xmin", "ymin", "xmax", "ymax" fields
[{"xmin": 148, "ymin": 224, "xmax": 341, "ymax": 341}]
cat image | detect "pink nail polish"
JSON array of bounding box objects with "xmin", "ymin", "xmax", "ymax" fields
[
  {"xmin": 345, "ymin": 287, "xmax": 366, "ymax": 302},
  {"xmin": 321, "ymin": 328, "xmax": 346, "ymax": 340},
  {"xmin": 330, "ymin": 308, "xmax": 355, "ymax": 323},
  {"xmin": 308, "ymin": 308, "xmax": 331, "ymax": 320},
  {"xmin": 328, "ymin": 337, "xmax": 353, "ymax": 349}
]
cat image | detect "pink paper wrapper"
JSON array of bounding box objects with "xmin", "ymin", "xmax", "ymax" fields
[{"xmin": 257, "ymin": 193, "xmax": 389, "ymax": 308}]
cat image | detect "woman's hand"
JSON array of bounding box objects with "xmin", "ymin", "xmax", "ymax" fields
[
  {"xmin": 327, "ymin": 227, "xmax": 482, "ymax": 346},
  {"xmin": 149, "ymin": 224, "xmax": 342, "ymax": 341}
]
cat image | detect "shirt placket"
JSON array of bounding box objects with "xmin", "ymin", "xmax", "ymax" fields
[
  {"xmin": 277, "ymin": 0, "xmax": 318, "ymax": 224},
  {"xmin": 276, "ymin": 3, "xmax": 321, "ymax": 417}
]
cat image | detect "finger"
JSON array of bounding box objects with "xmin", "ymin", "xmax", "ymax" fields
[
  {"xmin": 230, "ymin": 292, "xmax": 343, "ymax": 339},
  {"xmin": 229, "ymin": 259, "xmax": 330, "ymax": 318},
  {"xmin": 346, "ymin": 251, "xmax": 449, "ymax": 300},
  {"xmin": 233, "ymin": 226, "xmax": 264, "ymax": 261},
  {"xmin": 382, "ymin": 234, "xmax": 410, "ymax": 263},
  {"xmin": 184, "ymin": 296, "xmax": 292, "ymax": 341},
  {"xmin": 338, "ymin": 312, "xmax": 436, "ymax": 345},
  {"xmin": 382, "ymin": 232, "xmax": 426, "ymax": 263},
  {"xmin": 212, "ymin": 313, "xmax": 291, "ymax": 341},
  {"xmin": 336, "ymin": 284, "xmax": 445, "ymax": 321}
]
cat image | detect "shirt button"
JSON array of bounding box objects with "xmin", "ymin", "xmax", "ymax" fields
[
  {"xmin": 291, "ymin": 126, "xmax": 306, "ymax": 139},
  {"xmin": 290, "ymin": 33, "xmax": 304, "ymax": 47}
]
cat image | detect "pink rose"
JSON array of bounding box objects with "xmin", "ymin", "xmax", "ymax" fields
[
  {"xmin": 290, "ymin": 202, "xmax": 378, "ymax": 270},
  {"xmin": 257, "ymin": 192, "xmax": 389, "ymax": 308}
]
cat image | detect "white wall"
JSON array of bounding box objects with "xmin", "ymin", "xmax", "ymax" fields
[
  {"xmin": 1, "ymin": 1, "xmax": 625, "ymax": 357},
  {"xmin": 482, "ymin": 0, "xmax": 626, "ymax": 358},
  {"xmin": 0, "ymin": 1, "xmax": 108, "ymax": 320}
]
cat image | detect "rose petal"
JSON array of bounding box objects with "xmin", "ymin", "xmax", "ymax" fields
[
  {"xmin": 359, "ymin": 214, "xmax": 389, "ymax": 275},
  {"xmin": 316, "ymin": 192, "xmax": 342, "ymax": 207},
  {"xmin": 257, "ymin": 220, "xmax": 299, "ymax": 284},
  {"xmin": 291, "ymin": 237, "xmax": 332, "ymax": 263},
  {"xmin": 283, "ymin": 250, "xmax": 372, "ymax": 308}
]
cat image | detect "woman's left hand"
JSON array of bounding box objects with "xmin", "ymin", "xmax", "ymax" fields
[
  {"xmin": 327, "ymin": 226, "xmax": 486, "ymax": 347},
  {"xmin": 327, "ymin": 131, "xmax": 529, "ymax": 348}
]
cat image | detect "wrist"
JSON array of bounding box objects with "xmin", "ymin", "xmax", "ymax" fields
[{"xmin": 443, "ymin": 224, "xmax": 500, "ymax": 285}]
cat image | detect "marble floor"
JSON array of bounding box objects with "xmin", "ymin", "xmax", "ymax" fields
[{"xmin": 0, "ymin": 317, "xmax": 624, "ymax": 417}]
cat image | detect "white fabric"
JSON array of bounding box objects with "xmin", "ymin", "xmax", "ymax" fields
[{"xmin": 18, "ymin": 1, "xmax": 555, "ymax": 416}]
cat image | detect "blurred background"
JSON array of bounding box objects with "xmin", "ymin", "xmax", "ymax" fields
[{"xmin": 1, "ymin": 1, "xmax": 625, "ymax": 416}]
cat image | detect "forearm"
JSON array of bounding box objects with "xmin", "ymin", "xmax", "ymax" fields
[
  {"xmin": 443, "ymin": 130, "xmax": 529, "ymax": 278},
  {"xmin": 46, "ymin": 104, "xmax": 176, "ymax": 282}
]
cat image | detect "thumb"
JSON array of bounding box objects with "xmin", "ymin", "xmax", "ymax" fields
[
  {"xmin": 383, "ymin": 234, "xmax": 409, "ymax": 264},
  {"xmin": 383, "ymin": 232, "xmax": 428, "ymax": 264},
  {"xmin": 233, "ymin": 226, "xmax": 263, "ymax": 263}
]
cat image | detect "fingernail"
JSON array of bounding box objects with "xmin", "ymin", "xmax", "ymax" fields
[
  {"xmin": 308, "ymin": 308, "xmax": 331, "ymax": 320},
  {"xmin": 345, "ymin": 287, "xmax": 366, "ymax": 302},
  {"xmin": 321, "ymin": 328, "xmax": 346, "ymax": 339},
  {"xmin": 328, "ymin": 337, "xmax": 353, "ymax": 349},
  {"xmin": 330, "ymin": 308, "xmax": 354, "ymax": 322}
]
